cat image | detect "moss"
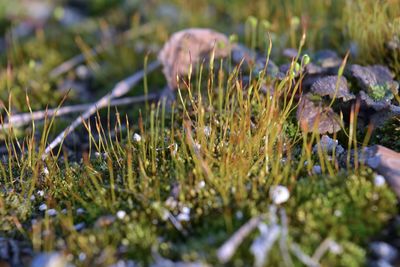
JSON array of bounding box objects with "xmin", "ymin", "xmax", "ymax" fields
[
  {"xmin": 370, "ymin": 117, "xmax": 400, "ymax": 152},
  {"xmin": 289, "ymin": 168, "xmax": 397, "ymax": 267}
]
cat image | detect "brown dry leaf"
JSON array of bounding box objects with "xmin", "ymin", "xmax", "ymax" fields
[
  {"xmin": 158, "ymin": 28, "xmax": 231, "ymax": 89},
  {"xmin": 296, "ymin": 94, "xmax": 341, "ymax": 134}
]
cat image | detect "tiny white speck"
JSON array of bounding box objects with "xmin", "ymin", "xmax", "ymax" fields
[
  {"xmin": 42, "ymin": 167, "xmax": 49, "ymax": 176},
  {"xmin": 30, "ymin": 195, "xmax": 35, "ymax": 201},
  {"xmin": 177, "ymin": 213, "xmax": 190, "ymax": 222},
  {"xmin": 194, "ymin": 142, "xmax": 201, "ymax": 152},
  {"xmin": 270, "ymin": 185, "xmax": 290, "ymax": 205},
  {"xmin": 181, "ymin": 206, "xmax": 190, "ymax": 215},
  {"xmin": 374, "ymin": 174, "xmax": 386, "ymax": 187},
  {"xmin": 204, "ymin": 126, "xmax": 211, "ymax": 137},
  {"xmin": 116, "ymin": 210, "xmax": 126, "ymax": 220},
  {"xmin": 235, "ymin": 211, "xmax": 243, "ymax": 220},
  {"xmin": 133, "ymin": 133, "xmax": 142, "ymax": 142},
  {"xmin": 39, "ymin": 203, "xmax": 47, "ymax": 211},
  {"xmin": 37, "ymin": 190, "xmax": 44, "ymax": 197},
  {"xmin": 198, "ymin": 180, "xmax": 206, "ymax": 189},
  {"xmin": 334, "ymin": 210, "xmax": 342, "ymax": 217},
  {"xmin": 329, "ymin": 242, "xmax": 343, "ymax": 254}
]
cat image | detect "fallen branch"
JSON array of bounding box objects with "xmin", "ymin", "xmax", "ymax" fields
[
  {"xmin": 49, "ymin": 23, "xmax": 156, "ymax": 78},
  {"xmin": 42, "ymin": 60, "xmax": 161, "ymax": 159},
  {"xmin": 1, "ymin": 93, "xmax": 158, "ymax": 129},
  {"xmin": 217, "ymin": 215, "xmax": 265, "ymax": 264}
]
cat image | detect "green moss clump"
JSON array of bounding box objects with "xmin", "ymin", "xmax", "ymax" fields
[
  {"xmin": 370, "ymin": 117, "xmax": 400, "ymax": 152},
  {"xmin": 288, "ymin": 168, "xmax": 397, "ymax": 267}
]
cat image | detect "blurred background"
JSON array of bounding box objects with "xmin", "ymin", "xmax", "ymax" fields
[{"xmin": 0, "ymin": 0, "xmax": 399, "ymax": 113}]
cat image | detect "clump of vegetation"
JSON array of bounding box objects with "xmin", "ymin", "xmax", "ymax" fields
[
  {"xmin": 368, "ymin": 83, "xmax": 394, "ymax": 101},
  {"xmin": 370, "ymin": 117, "xmax": 400, "ymax": 152}
]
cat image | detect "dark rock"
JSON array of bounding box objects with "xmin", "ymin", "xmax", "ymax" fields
[
  {"xmin": 282, "ymin": 48, "xmax": 298, "ymax": 59},
  {"xmin": 349, "ymin": 65, "xmax": 399, "ymax": 102},
  {"xmin": 368, "ymin": 259, "xmax": 394, "ymax": 267},
  {"xmin": 296, "ymin": 94, "xmax": 341, "ymax": 134},
  {"xmin": 369, "ymin": 242, "xmax": 398, "ymax": 263},
  {"xmin": 254, "ymin": 58, "xmax": 280, "ymax": 78},
  {"xmin": 304, "ymin": 63, "xmax": 325, "ymax": 75},
  {"xmin": 362, "ymin": 145, "xmax": 400, "ymax": 198},
  {"xmin": 310, "ymin": 75, "xmax": 355, "ymax": 101},
  {"xmin": 313, "ymin": 50, "xmax": 342, "ymax": 68},
  {"xmin": 359, "ymin": 91, "xmax": 392, "ymax": 111}
]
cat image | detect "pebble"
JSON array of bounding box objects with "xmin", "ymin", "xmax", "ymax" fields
[
  {"xmin": 270, "ymin": 185, "xmax": 290, "ymax": 205},
  {"xmin": 39, "ymin": 204, "xmax": 48, "ymax": 211}
]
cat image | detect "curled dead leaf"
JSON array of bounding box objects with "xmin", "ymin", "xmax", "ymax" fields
[
  {"xmin": 296, "ymin": 94, "xmax": 341, "ymax": 134},
  {"xmin": 158, "ymin": 28, "xmax": 231, "ymax": 89}
]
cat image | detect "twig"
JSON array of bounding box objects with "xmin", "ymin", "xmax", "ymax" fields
[
  {"xmin": 312, "ymin": 238, "xmax": 340, "ymax": 262},
  {"xmin": 279, "ymin": 208, "xmax": 294, "ymax": 267},
  {"xmin": 290, "ymin": 243, "xmax": 320, "ymax": 267},
  {"xmin": 250, "ymin": 223, "xmax": 281, "ymax": 267},
  {"xmin": 49, "ymin": 23, "xmax": 155, "ymax": 78},
  {"xmin": 1, "ymin": 93, "xmax": 158, "ymax": 129},
  {"xmin": 217, "ymin": 215, "xmax": 265, "ymax": 264},
  {"xmin": 42, "ymin": 60, "xmax": 161, "ymax": 159}
]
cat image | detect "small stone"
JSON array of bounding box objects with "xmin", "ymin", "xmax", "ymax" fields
[
  {"xmin": 116, "ymin": 210, "xmax": 127, "ymax": 220},
  {"xmin": 312, "ymin": 165, "xmax": 322, "ymax": 174},
  {"xmin": 76, "ymin": 208, "xmax": 85, "ymax": 215},
  {"xmin": 297, "ymin": 94, "xmax": 341, "ymax": 134},
  {"xmin": 46, "ymin": 209, "xmax": 57, "ymax": 216},
  {"xmin": 313, "ymin": 50, "xmax": 342, "ymax": 68},
  {"xmin": 310, "ymin": 76, "xmax": 355, "ymax": 101},
  {"xmin": 133, "ymin": 133, "xmax": 142, "ymax": 142},
  {"xmin": 313, "ymin": 135, "xmax": 345, "ymax": 155},
  {"xmin": 369, "ymin": 242, "xmax": 398, "ymax": 263},
  {"xmin": 74, "ymin": 222, "xmax": 85, "ymax": 231},
  {"xmin": 270, "ymin": 185, "xmax": 290, "ymax": 205},
  {"xmin": 282, "ymin": 48, "xmax": 299, "ymax": 59}
]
